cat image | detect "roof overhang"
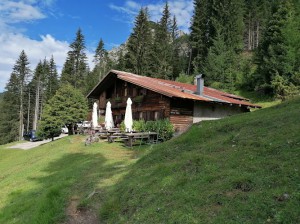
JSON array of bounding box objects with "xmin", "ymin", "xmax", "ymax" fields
[
  {"xmin": 86, "ymin": 71, "xmax": 117, "ymax": 99},
  {"xmin": 86, "ymin": 70, "xmax": 262, "ymax": 109}
]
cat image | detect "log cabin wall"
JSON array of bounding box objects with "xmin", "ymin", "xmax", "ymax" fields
[
  {"xmin": 169, "ymin": 98, "xmax": 194, "ymax": 132},
  {"xmin": 98, "ymin": 78, "xmax": 194, "ymax": 131},
  {"xmin": 99, "ymin": 79, "xmax": 171, "ymax": 126}
]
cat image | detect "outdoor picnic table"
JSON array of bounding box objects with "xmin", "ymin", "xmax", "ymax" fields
[
  {"xmin": 107, "ymin": 128, "xmax": 124, "ymax": 142},
  {"xmin": 124, "ymin": 132, "xmax": 157, "ymax": 147},
  {"xmin": 107, "ymin": 128, "xmax": 120, "ymax": 134}
]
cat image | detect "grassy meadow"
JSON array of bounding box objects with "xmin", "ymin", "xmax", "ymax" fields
[
  {"xmin": 100, "ymin": 97, "xmax": 300, "ymax": 223},
  {"xmin": 0, "ymin": 97, "xmax": 300, "ymax": 223},
  {"xmin": 0, "ymin": 136, "xmax": 144, "ymax": 223}
]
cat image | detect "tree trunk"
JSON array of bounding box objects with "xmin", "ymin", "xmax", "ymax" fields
[
  {"xmin": 19, "ymin": 85, "xmax": 24, "ymax": 141},
  {"xmin": 248, "ymin": 14, "xmax": 251, "ymax": 51},
  {"xmin": 256, "ymin": 21, "xmax": 260, "ymax": 48},
  {"xmin": 26, "ymin": 91, "xmax": 30, "ymax": 133},
  {"xmin": 33, "ymin": 77, "xmax": 40, "ymax": 130}
]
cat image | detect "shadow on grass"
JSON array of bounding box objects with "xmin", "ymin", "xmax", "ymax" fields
[{"xmin": 0, "ymin": 150, "xmax": 129, "ymax": 224}]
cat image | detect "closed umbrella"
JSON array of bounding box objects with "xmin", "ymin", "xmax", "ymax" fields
[
  {"xmin": 124, "ymin": 98, "xmax": 133, "ymax": 132},
  {"xmin": 105, "ymin": 101, "xmax": 114, "ymax": 130},
  {"xmin": 92, "ymin": 102, "xmax": 98, "ymax": 128}
]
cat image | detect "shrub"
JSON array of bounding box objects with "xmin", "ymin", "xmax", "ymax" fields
[
  {"xmin": 154, "ymin": 119, "xmax": 174, "ymax": 141},
  {"xmin": 120, "ymin": 119, "xmax": 174, "ymax": 141},
  {"xmin": 120, "ymin": 121, "xmax": 126, "ymax": 132},
  {"xmin": 133, "ymin": 119, "xmax": 146, "ymax": 132}
]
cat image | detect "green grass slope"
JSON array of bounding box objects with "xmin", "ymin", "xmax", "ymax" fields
[
  {"xmin": 0, "ymin": 136, "xmax": 139, "ymax": 224},
  {"xmin": 100, "ymin": 98, "xmax": 300, "ymax": 223}
]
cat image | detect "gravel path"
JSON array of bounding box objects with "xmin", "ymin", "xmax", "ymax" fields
[{"xmin": 8, "ymin": 134, "xmax": 68, "ymax": 150}]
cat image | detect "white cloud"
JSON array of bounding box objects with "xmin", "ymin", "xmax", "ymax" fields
[
  {"xmin": 0, "ymin": 33, "xmax": 95, "ymax": 92},
  {"xmin": 109, "ymin": 0, "xmax": 193, "ymax": 32},
  {"xmin": 0, "ymin": 0, "xmax": 94, "ymax": 92},
  {"xmin": 0, "ymin": 33, "xmax": 69, "ymax": 91},
  {"xmin": 0, "ymin": 0, "xmax": 46, "ymax": 24}
]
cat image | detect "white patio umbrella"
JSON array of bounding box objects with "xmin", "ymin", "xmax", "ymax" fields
[
  {"xmin": 92, "ymin": 102, "xmax": 98, "ymax": 128},
  {"xmin": 124, "ymin": 97, "xmax": 133, "ymax": 132},
  {"xmin": 105, "ymin": 101, "xmax": 114, "ymax": 130}
]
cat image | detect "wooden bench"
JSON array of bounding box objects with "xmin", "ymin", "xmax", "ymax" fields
[
  {"xmin": 124, "ymin": 132, "xmax": 157, "ymax": 147},
  {"xmin": 107, "ymin": 133, "xmax": 128, "ymax": 143}
]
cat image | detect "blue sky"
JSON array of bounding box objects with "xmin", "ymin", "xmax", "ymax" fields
[{"xmin": 0, "ymin": 0, "xmax": 193, "ymax": 92}]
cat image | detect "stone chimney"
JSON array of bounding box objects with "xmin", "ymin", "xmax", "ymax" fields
[{"xmin": 195, "ymin": 74, "xmax": 205, "ymax": 95}]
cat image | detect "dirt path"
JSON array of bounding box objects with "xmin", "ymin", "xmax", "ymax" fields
[
  {"xmin": 66, "ymin": 196, "xmax": 100, "ymax": 224},
  {"xmin": 7, "ymin": 134, "xmax": 68, "ymax": 150}
]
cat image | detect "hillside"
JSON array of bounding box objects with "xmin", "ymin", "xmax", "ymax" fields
[
  {"xmin": 0, "ymin": 136, "xmax": 141, "ymax": 224},
  {"xmin": 100, "ymin": 97, "xmax": 300, "ymax": 223}
]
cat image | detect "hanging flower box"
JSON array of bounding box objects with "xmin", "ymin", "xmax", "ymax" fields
[
  {"xmin": 114, "ymin": 97, "xmax": 122, "ymax": 103},
  {"xmin": 133, "ymin": 95, "xmax": 144, "ymax": 103}
]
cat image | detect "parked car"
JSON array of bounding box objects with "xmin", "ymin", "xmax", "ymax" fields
[
  {"xmin": 82, "ymin": 121, "xmax": 91, "ymax": 128},
  {"xmin": 61, "ymin": 125, "xmax": 69, "ymax": 134},
  {"xmin": 23, "ymin": 130, "xmax": 42, "ymax": 142},
  {"xmin": 77, "ymin": 121, "xmax": 91, "ymax": 128}
]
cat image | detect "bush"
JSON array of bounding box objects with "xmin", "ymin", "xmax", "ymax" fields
[
  {"xmin": 133, "ymin": 120, "xmax": 146, "ymax": 132},
  {"xmin": 120, "ymin": 119, "xmax": 174, "ymax": 141},
  {"xmin": 154, "ymin": 119, "xmax": 174, "ymax": 141}
]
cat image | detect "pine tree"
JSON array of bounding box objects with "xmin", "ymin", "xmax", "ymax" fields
[
  {"xmin": 0, "ymin": 50, "xmax": 31, "ymax": 143},
  {"xmin": 30, "ymin": 59, "xmax": 52, "ymax": 131},
  {"xmin": 87, "ymin": 38, "xmax": 113, "ymax": 95},
  {"xmin": 170, "ymin": 15, "xmax": 181, "ymax": 79},
  {"xmin": 94, "ymin": 38, "xmax": 106, "ymax": 64},
  {"xmin": 45, "ymin": 55, "xmax": 59, "ymax": 102},
  {"xmin": 115, "ymin": 47, "xmax": 127, "ymax": 71},
  {"xmin": 255, "ymin": 0, "xmax": 299, "ymax": 96},
  {"xmin": 12, "ymin": 50, "xmax": 31, "ymax": 140},
  {"xmin": 61, "ymin": 28, "xmax": 89, "ymax": 91},
  {"xmin": 243, "ymin": 0, "xmax": 271, "ymax": 51},
  {"xmin": 190, "ymin": 0, "xmax": 213, "ymax": 74},
  {"xmin": 215, "ymin": 0, "xmax": 244, "ymax": 53},
  {"xmin": 0, "ymin": 73, "xmax": 20, "ymax": 144},
  {"xmin": 151, "ymin": 2, "xmax": 173, "ymax": 79},
  {"xmin": 203, "ymin": 29, "xmax": 236, "ymax": 90},
  {"xmin": 125, "ymin": 7, "xmax": 152, "ymax": 76},
  {"xmin": 93, "ymin": 38, "xmax": 109, "ymax": 80}
]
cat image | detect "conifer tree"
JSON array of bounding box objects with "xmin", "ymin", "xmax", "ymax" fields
[
  {"xmin": 170, "ymin": 15, "xmax": 181, "ymax": 79},
  {"xmin": 93, "ymin": 38, "xmax": 110, "ymax": 80},
  {"xmin": 115, "ymin": 47, "xmax": 127, "ymax": 71},
  {"xmin": 61, "ymin": 28, "xmax": 89, "ymax": 91},
  {"xmin": 244, "ymin": 0, "xmax": 271, "ymax": 50},
  {"xmin": 13, "ymin": 50, "xmax": 31, "ymax": 140},
  {"xmin": 94, "ymin": 38, "xmax": 106, "ymax": 64},
  {"xmin": 45, "ymin": 55, "xmax": 59, "ymax": 102},
  {"xmin": 151, "ymin": 2, "xmax": 173, "ymax": 79},
  {"xmin": 0, "ymin": 73, "xmax": 21, "ymax": 144},
  {"xmin": 87, "ymin": 38, "xmax": 113, "ymax": 95},
  {"xmin": 190, "ymin": 0, "xmax": 212, "ymax": 74},
  {"xmin": 190, "ymin": 0, "xmax": 244, "ymax": 90},
  {"xmin": 32, "ymin": 61, "xmax": 45, "ymax": 130},
  {"xmin": 125, "ymin": 7, "xmax": 152, "ymax": 76},
  {"xmin": 203, "ymin": 29, "xmax": 236, "ymax": 90},
  {"xmin": 255, "ymin": 0, "xmax": 300, "ymax": 97},
  {"xmin": 0, "ymin": 51, "xmax": 31, "ymax": 142}
]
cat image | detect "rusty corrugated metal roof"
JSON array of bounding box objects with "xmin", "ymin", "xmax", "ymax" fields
[{"xmin": 91, "ymin": 70, "xmax": 261, "ymax": 108}]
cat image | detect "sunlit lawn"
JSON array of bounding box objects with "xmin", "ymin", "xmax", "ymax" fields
[{"xmin": 0, "ymin": 135, "xmax": 143, "ymax": 224}]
